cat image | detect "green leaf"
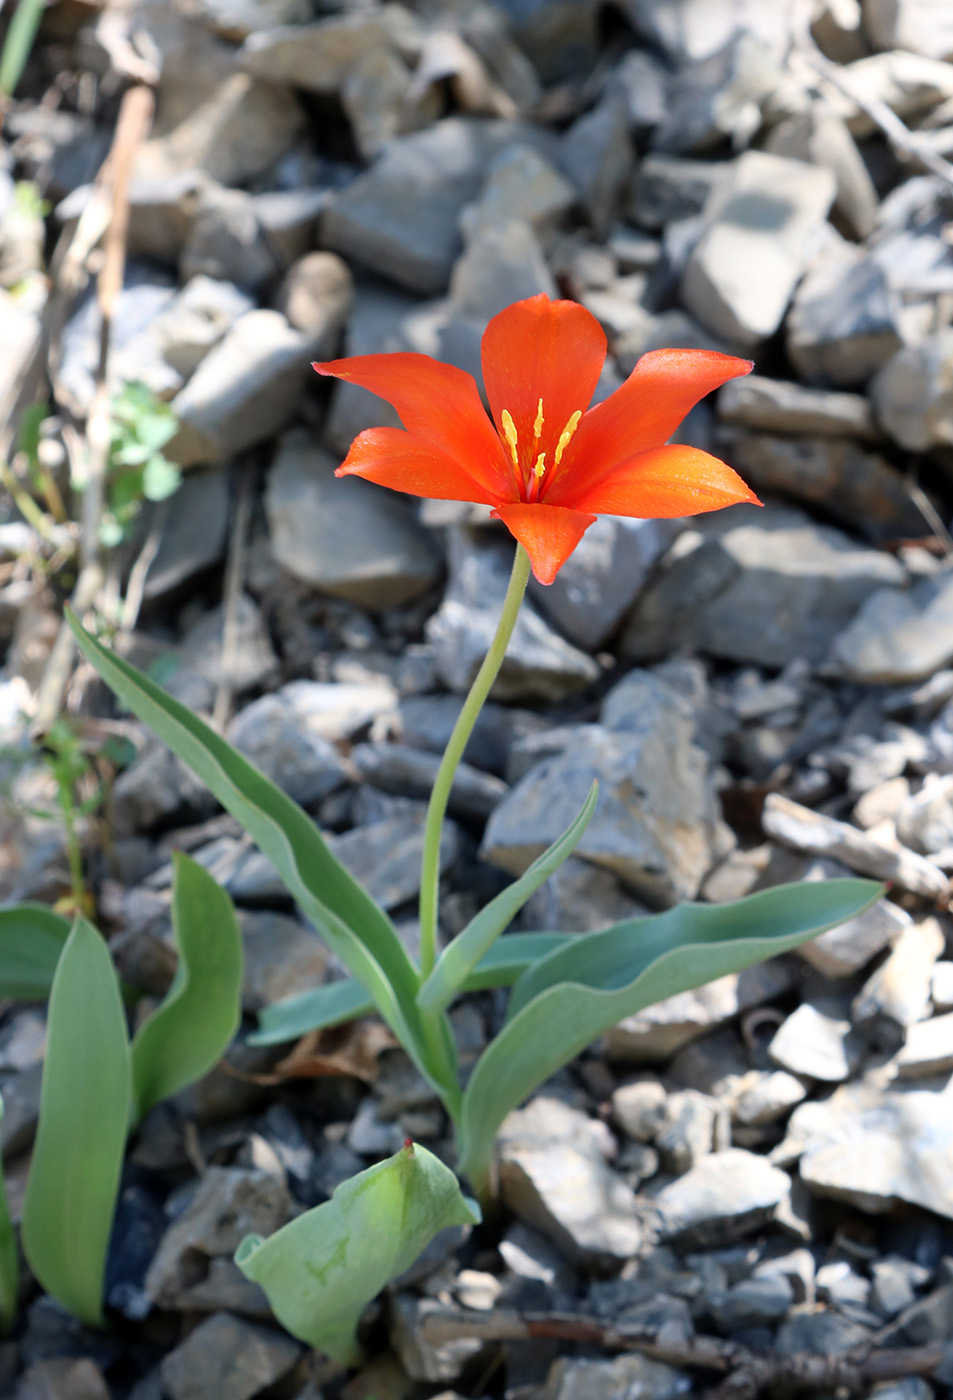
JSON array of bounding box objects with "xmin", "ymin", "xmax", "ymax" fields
[
  {"xmin": 131, "ymin": 853, "xmax": 243, "ymax": 1122},
  {"xmin": 417, "ymin": 782, "xmax": 598, "ymax": 1015},
  {"xmin": 456, "ymin": 879, "xmax": 883, "ymax": 1190},
  {"xmin": 65, "ymin": 611, "xmax": 451, "ymax": 1100},
  {"xmin": 250, "ymin": 932, "xmax": 574, "ymax": 1046},
  {"xmin": 0, "ymin": 1096, "xmax": 18, "ymax": 1335},
  {"xmin": 22, "ymin": 918, "xmax": 131, "ymax": 1326},
  {"xmin": 141, "ymin": 455, "xmax": 181, "ymax": 502},
  {"xmin": 0, "ymin": 0, "xmax": 46, "ymax": 97},
  {"xmin": 0, "ymin": 903, "xmax": 71, "ymax": 999},
  {"xmin": 235, "ymin": 1142, "xmax": 479, "ymax": 1363}
]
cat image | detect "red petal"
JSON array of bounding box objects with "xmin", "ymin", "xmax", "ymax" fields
[
  {"xmin": 481, "ymin": 296, "xmax": 607, "ymax": 468},
  {"xmin": 315, "ymin": 352, "xmax": 512, "ymax": 501},
  {"xmin": 336, "ymin": 428, "xmax": 498, "ymax": 505},
  {"xmin": 492, "ymin": 502, "xmax": 597, "ymax": 585},
  {"xmin": 565, "ymin": 443, "xmax": 762, "ymax": 518},
  {"xmin": 550, "ymin": 348, "xmax": 752, "ymax": 504}
]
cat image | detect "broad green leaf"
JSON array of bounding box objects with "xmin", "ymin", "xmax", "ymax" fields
[
  {"xmin": 0, "ymin": 903, "xmax": 71, "ymax": 999},
  {"xmin": 0, "ymin": 1096, "xmax": 17, "ymax": 1335},
  {"xmin": 22, "ymin": 918, "xmax": 131, "ymax": 1325},
  {"xmin": 250, "ymin": 932, "xmax": 574, "ymax": 1046},
  {"xmin": 235, "ymin": 1142, "xmax": 479, "ymax": 1363},
  {"xmin": 65, "ymin": 611, "xmax": 453, "ymax": 1101},
  {"xmin": 417, "ymin": 782, "xmax": 598, "ymax": 1015},
  {"xmin": 131, "ymin": 853, "xmax": 243, "ymax": 1121},
  {"xmin": 0, "ymin": 0, "xmax": 45, "ymax": 96},
  {"xmin": 456, "ymin": 879, "xmax": 882, "ymax": 1189}
]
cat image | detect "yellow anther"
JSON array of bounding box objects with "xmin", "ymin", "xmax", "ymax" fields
[
  {"xmin": 501, "ymin": 409, "xmax": 519, "ymax": 468},
  {"xmin": 553, "ymin": 410, "xmax": 582, "ymax": 467},
  {"xmin": 533, "ymin": 398, "xmax": 545, "ymax": 438},
  {"xmin": 533, "ymin": 451, "xmax": 546, "ymax": 480}
]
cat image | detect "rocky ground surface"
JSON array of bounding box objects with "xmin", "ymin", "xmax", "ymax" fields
[{"xmin": 4, "ymin": 0, "xmax": 953, "ymax": 1396}]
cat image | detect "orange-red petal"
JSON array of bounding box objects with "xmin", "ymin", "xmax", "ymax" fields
[
  {"xmin": 315, "ymin": 352, "xmax": 512, "ymax": 501},
  {"xmin": 481, "ymin": 296, "xmax": 607, "ymax": 466},
  {"xmin": 492, "ymin": 502, "xmax": 597, "ymax": 585},
  {"xmin": 565, "ymin": 443, "xmax": 762, "ymax": 518},
  {"xmin": 548, "ymin": 348, "xmax": 752, "ymax": 505},
  {"xmin": 336, "ymin": 427, "xmax": 498, "ymax": 505}
]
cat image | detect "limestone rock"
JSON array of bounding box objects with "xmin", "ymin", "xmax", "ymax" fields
[
  {"xmin": 682, "ymin": 151, "xmax": 835, "ymax": 346},
  {"xmin": 852, "ymin": 918, "xmax": 945, "ymax": 1044},
  {"xmin": 653, "ymin": 1148, "xmax": 790, "ymax": 1246},
  {"xmin": 717, "ymin": 374, "xmax": 876, "ymax": 438},
  {"xmin": 768, "ymin": 1003, "xmax": 863, "ymax": 1082},
  {"xmin": 786, "ymin": 243, "xmax": 903, "ymax": 386},
  {"xmin": 265, "ymin": 432, "xmax": 441, "ymax": 609},
  {"xmin": 832, "ymin": 571, "xmax": 953, "ymax": 683},
  {"xmin": 862, "ymin": 0, "xmax": 953, "ymax": 60},
  {"xmin": 539, "ymin": 1354, "xmax": 690, "ymax": 1400},
  {"xmin": 226, "ymin": 695, "xmax": 348, "ymax": 806},
  {"xmin": 871, "ymin": 330, "xmax": 953, "ymax": 452},
  {"xmin": 160, "ymin": 1312, "xmax": 299, "ymax": 1400}
]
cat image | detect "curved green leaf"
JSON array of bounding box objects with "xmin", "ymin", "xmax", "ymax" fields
[
  {"xmin": 0, "ymin": 1096, "xmax": 17, "ymax": 1335},
  {"xmin": 417, "ymin": 782, "xmax": 598, "ymax": 1015},
  {"xmin": 456, "ymin": 879, "xmax": 883, "ymax": 1189},
  {"xmin": 235, "ymin": 1141, "xmax": 479, "ymax": 1363},
  {"xmin": 66, "ymin": 611, "xmax": 453, "ymax": 1100},
  {"xmin": 131, "ymin": 853, "xmax": 243, "ymax": 1121},
  {"xmin": 250, "ymin": 932, "xmax": 574, "ymax": 1047},
  {"xmin": 0, "ymin": 903, "xmax": 71, "ymax": 999},
  {"xmin": 22, "ymin": 918, "xmax": 131, "ymax": 1325}
]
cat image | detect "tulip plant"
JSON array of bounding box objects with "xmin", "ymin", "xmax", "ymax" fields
[{"xmin": 33, "ymin": 295, "xmax": 878, "ymax": 1361}]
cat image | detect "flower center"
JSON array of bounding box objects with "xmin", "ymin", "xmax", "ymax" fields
[{"xmin": 499, "ymin": 401, "xmax": 583, "ymax": 501}]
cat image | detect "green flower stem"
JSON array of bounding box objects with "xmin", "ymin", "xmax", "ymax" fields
[{"xmin": 418, "ymin": 543, "xmax": 531, "ymax": 980}]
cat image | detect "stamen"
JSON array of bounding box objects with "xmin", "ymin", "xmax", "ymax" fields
[
  {"xmin": 533, "ymin": 398, "xmax": 545, "ymax": 439},
  {"xmin": 501, "ymin": 409, "xmax": 519, "ymax": 469},
  {"xmin": 553, "ymin": 410, "xmax": 582, "ymax": 467},
  {"xmin": 533, "ymin": 451, "xmax": 546, "ymax": 479}
]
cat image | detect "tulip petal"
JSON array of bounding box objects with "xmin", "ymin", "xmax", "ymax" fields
[
  {"xmin": 564, "ymin": 443, "xmax": 762, "ymax": 518},
  {"xmin": 551, "ymin": 348, "xmax": 752, "ymax": 503},
  {"xmin": 336, "ymin": 428, "xmax": 498, "ymax": 505},
  {"xmin": 315, "ymin": 353, "xmax": 512, "ymax": 500},
  {"xmin": 492, "ymin": 502, "xmax": 597, "ymax": 585},
  {"xmin": 481, "ymin": 296, "xmax": 607, "ymax": 468}
]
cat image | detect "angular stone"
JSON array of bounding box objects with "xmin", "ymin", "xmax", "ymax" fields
[
  {"xmin": 265, "ymin": 432, "xmax": 441, "ymax": 608},
  {"xmin": 15, "ymin": 1359, "xmax": 111, "ymax": 1400},
  {"xmin": 775, "ymin": 1310, "xmax": 872, "ymax": 1355},
  {"xmin": 388, "ymin": 1294, "xmax": 485, "ymax": 1384},
  {"xmin": 497, "ymin": 1098, "xmax": 641, "ymax": 1270},
  {"xmin": 782, "ymin": 1078, "xmax": 953, "ymax": 1218},
  {"xmin": 180, "ymin": 186, "xmax": 277, "ymax": 293},
  {"xmin": 653, "ymin": 1149, "xmax": 790, "ymax": 1247},
  {"xmin": 612, "ymin": 1079, "xmax": 668, "ymax": 1142},
  {"xmin": 521, "ymin": 856, "xmax": 645, "ymax": 933},
  {"xmin": 786, "ymin": 243, "xmax": 903, "ymax": 386},
  {"xmin": 530, "ymin": 516, "xmax": 679, "ymax": 650},
  {"xmin": 272, "ymin": 678, "xmax": 397, "ymax": 742},
  {"xmin": 722, "ymin": 434, "xmax": 923, "ymax": 544},
  {"xmin": 762, "ymin": 793, "xmax": 949, "ymax": 899},
  {"xmin": 559, "ymin": 95, "xmax": 634, "ymax": 239},
  {"xmin": 620, "ymin": 503, "xmax": 905, "ymax": 668},
  {"xmin": 330, "ymin": 810, "xmax": 458, "ymax": 911},
  {"xmin": 179, "ymin": 593, "xmax": 278, "ymax": 699},
  {"xmin": 239, "ymin": 910, "xmax": 327, "ymax": 1012},
  {"xmin": 768, "ymin": 1003, "xmax": 863, "ymax": 1082},
  {"xmin": 238, "ymin": 7, "xmax": 420, "ymax": 92},
  {"xmin": 763, "ymin": 108, "xmax": 878, "ymax": 239},
  {"xmin": 349, "ymin": 743, "xmax": 506, "ymax": 820},
  {"xmin": 226, "ymin": 694, "xmax": 348, "ymax": 806},
  {"xmin": 151, "ymin": 275, "xmax": 253, "ymax": 379},
  {"xmin": 481, "ymin": 691, "xmax": 720, "ymax": 908},
  {"xmin": 160, "ymin": 1312, "xmax": 299, "ymax": 1400},
  {"xmin": 169, "ymin": 310, "xmax": 312, "ymax": 466},
  {"xmin": 606, "ymin": 960, "xmax": 794, "ymax": 1062},
  {"xmin": 427, "ymin": 531, "xmax": 597, "ymax": 703},
  {"xmin": 539, "ymin": 1354, "xmax": 689, "ymax": 1400},
  {"xmin": 871, "ymin": 330, "xmax": 953, "ymax": 451},
  {"xmin": 449, "ymin": 219, "xmax": 555, "ymax": 322},
  {"xmin": 852, "ymin": 919, "xmax": 946, "ymax": 1044},
  {"xmin": 461, "ymin": 142, "xmax": 576, "ymax": 249},
  {"xmin": 652, "ymin": 32, "xmax": 780, "ymax": 154},
  {"xmin": 897, "ymin": 1012, "xmax": 953, "ymax": 1078},
  {"xmin": 321, "ymin": 118, "xmax": 531, "ymax": 295},
  {"xmin": 862, "ymin": 0, "xmax": 953, "ymax": 60},
  {"xmin": 716, "ymin": 374, "xmax": 876, "ymax": 438},
  {"xmin": 274, "ymin": 251, "xmax": 352, "ymax": 348},
  {"xmin": 630, "ymin": 153, "xmax": 727, "ymax": 230},
  {"xmin": 731, "ymin": 1070, "xmax": 807, "ymax": 1127},
  {"xmin": 682, "ymin": 151, "xmax": 836, "ymax": 346},
  {"xmin": 145, "ymin": 1169, "xmax": 294, "ymax": 1309},
  {"xmin": 786, "ymin": 862, "xmax": 910, "ymax": 979},
  {"xmin": 897, "ymin": 774, "xmax": 953, "ymax": 854}
]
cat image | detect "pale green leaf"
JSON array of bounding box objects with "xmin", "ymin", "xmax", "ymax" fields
[
  {"xmin": 131, "ymin": 852, "xmax": 243, "ymax": 1121},
  {"xmin": 22, "ymin": 918, "xmax": 131, "ymax": 1325},
  {"xmin": 235, "ymin": 1142, "xmax": 479, "ymax": 1364},
  {"xmin": 65, "ymin": 611, "xmax": 454, "ymax": 1101},
  {"xmin": 250, "ymin": 932, "xmax": 573, "ymax": 1047},
  {"xmin": 417, "ymin": 782, "xmax": 598, "ymax": 1015},
  {"xmin": 0, "ymin": 903, "xmax": 71, "ymax": 999},
  {"xmin": 456, "ymin": 879, "xmax": 882, "ymax": 1189}
]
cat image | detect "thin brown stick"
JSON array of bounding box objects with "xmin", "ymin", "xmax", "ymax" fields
[
  {"xmin": 416, "ymin": 1308, "xmax": 945, "ymax": 1399},
  {"xmin": 32, "ymin": 85, "xmax": 154, "ymax": 736}
]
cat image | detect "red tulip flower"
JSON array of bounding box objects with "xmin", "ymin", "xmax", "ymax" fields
[{"xmin": 314, "ymin": 294, "xmax": 760, "ymax": 585}]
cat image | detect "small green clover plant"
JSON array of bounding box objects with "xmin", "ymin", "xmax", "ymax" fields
[{"xmin": 64, "ymin": 573, "xmax": 882, "ymax": 1363}]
